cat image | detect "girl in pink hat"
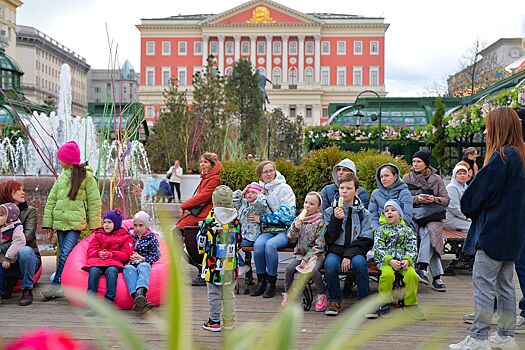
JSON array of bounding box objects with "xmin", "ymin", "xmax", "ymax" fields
[{"xmin": 41, "ymin": 140, "xmax": 102, "ymax": 301}]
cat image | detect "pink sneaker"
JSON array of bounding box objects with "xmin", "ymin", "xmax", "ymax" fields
[
  {"xmin": 281, "ymin": 293, "xmax": 288, "ymax": 307},
  {"xmin": 315, "ymin": 294, "xmax": 327, "ymax": 312},
  {"xmin": 237, "ymin": 265, "xmax": 251, "ymax": 278}
]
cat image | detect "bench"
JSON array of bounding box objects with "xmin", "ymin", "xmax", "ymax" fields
[{"xmin": 443, "ymin": 228, "xmax": 474, "ymax": 275}]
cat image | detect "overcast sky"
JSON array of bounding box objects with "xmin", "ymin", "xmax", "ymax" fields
[{"xmin": 17, "ymin": 0, "xmax": 525, "ymax": 96}]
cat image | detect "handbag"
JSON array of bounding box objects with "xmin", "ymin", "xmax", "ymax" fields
[
  {"xmin": 412, "ymin": 203, "xmax": 446, "ymax": 226},
  {"xmin": 189, "ymin": 204, "xmax": 206, "ymax": 217}
]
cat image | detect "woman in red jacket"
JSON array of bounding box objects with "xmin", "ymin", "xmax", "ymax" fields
[{"xmin": 82, "ymin": 208, "xmax": 134, "ymax": 316}]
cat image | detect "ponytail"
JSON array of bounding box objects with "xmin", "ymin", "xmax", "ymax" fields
[{"xmin": 68, "ymin": 163, "xmax": 87, "ymax": 200}]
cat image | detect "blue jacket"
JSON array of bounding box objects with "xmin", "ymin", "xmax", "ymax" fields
[{"xmin": 461, "ymin": 147, "xmax": 525, "ymax": 261}]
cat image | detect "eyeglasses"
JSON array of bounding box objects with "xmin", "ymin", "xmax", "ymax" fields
[{"xmin": 262, "ymin": 169, "xmax": 275, "ymax": 175}]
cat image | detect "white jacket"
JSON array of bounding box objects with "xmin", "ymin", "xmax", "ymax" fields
[
  {"xmin": 444, "ymin": 178, "xmax": 471, "ymax": 231},
  {"xmin": 167, "ymin": 166, "xmax": 183, "ymax": 183}
]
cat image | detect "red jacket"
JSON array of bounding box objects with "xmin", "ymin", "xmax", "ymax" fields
[{"xmin": 82, "ymin": 227, "xmax": 134, "ymax": 270}]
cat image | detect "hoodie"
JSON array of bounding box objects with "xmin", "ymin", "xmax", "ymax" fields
[
  {"xmin": 197, "ymin": 208, "xmax": 242, "ymax": 285},
  {"xmin": 259, "ymin": 171, "xmax": 296, "ymax": 230},
  {"xmin": 444, "ymin": 178, "xmax": 471, "ymax": 231},
  {"xmin": 369, "ymin": 164, "xmax": 413, "ymax": 229},
  {"xmin": 321, "ymin": 159, "xmax": 370, "ymax": 211}
]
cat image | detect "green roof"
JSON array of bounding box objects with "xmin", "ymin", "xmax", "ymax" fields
[
  {"xmin": 307, "ymin": 13, "xmax": 383, "ymax": 20},
  {"xmin": 0, "ymin": 49, "xmax": 23, "ymax": 74},
  {"xmin": 141, "ymin": 14, "xmax": 214, "ymax": 21}
]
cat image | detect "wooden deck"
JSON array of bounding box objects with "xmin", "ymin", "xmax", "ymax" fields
[{"xmin": 1, "ymin": 255, "xmax": 524, "ymax": 349}]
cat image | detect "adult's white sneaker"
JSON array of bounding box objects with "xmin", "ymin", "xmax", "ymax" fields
[
  {"xmin": 488, "ymin": 332, "xmax": 518, "ymax": 350},
  {"xmin": 449, "ymin": 336, "xmax": 490, "ymax": 350}
]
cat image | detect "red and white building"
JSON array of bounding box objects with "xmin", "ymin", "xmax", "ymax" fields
[{"xmin": 137, "ymin": 0, "xmax": 389, "ymax": 125}]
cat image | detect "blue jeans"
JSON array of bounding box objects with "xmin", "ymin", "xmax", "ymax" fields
[
  {"xmin": 515, "ymin": 248, "xmax": 525, "ymax": 318},
  {"xmin": 87, "ymin": 266, "xmax": 119, "ymax": 301},
  {"xmin": 238, "ymin": 239, "xmax": 254, "ymax": 267},
  {"xmin": 253, "ymin": 231, "xmax": 290, "ymax": 277},
  {"xmin": 123, "ymin": 262, "xmax": 151, "ymax": 295},
  {"xmin": 17, "ymin": 246, "xmax": 39, "ymax": 289},
  {"xmin": 324, "ymin": 253, "xmax": 370, "ymax": 303},
  {"xmin": 53, "ymin": 230, "xmax": 80, "ymax": 284}
]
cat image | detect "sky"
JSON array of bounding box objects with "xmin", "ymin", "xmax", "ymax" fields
[{"xmin": 17, "ymin": 0, "xmax": 525, "ymax": 97}]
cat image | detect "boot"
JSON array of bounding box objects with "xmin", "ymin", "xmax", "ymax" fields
[
  {"xmin": 19, "ymin": 288, "xmax": 33, "ymax": 306},
  {"xmin": 263, "ymin": 275, "xmax": 277, "ymax": 298},
  {"xmin": 2, "ymin": 277, "xmax": 17, "ymax": 299},
  {"xmin": 133, "ymin": 287, "xmax": 147, "ymax": 312},
  {"xmin": 140, "ymin": 301, "xmax": 154, "ymax": 315},
  {"xmin": 250, "ymin": 273, "xmax": 267, "ymax": 297}
]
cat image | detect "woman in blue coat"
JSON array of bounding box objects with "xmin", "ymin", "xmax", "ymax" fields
[{"xmin": 450, "ymin": 107, "xmax": 525, "ymax": 350}]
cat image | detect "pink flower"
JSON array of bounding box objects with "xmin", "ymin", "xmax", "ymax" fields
[{"xmin": 4, "ymin": 328, "xmax": 97, "ymax": 350}]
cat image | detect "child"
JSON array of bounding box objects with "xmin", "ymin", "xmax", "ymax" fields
[
  {"xmin": 323, "ymin": 172, "xmax": 372, "ymax": 316},
  {"xmin": 282, "ymin": 192, "xmax": 327, "ymax": 312},
  {"xmin": 41, "ymin": 140, "xmax": 102, "ymax": 301},
  {"xmin": 368, "ymin": 200, "xmax": 424, "ymax": 320},
  {"xmin": 0, "ymin": 203, "xmax": 26, "ymax": 304},
  {"xmin": 82, "ymin": 209, "xmax": 134, "ymax": 316},
  {"xmin": 123, "ymin": 211, "xmax": 160, "ymax": 315},
  {"xmin": 197, "ymin": 185, "xmax": 242, "ymax": 332},
  {"xmin": 232, "ymin": 182, "xmax": 268, "ymax": 277}
]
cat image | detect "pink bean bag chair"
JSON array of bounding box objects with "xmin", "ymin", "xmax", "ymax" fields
[
  {"xmin": 61, "ymin": 219, "xmax": 169, "ymax": 309},
  {"xmin": 13, "ymin": 264, "xmax": 43, "ymax": 292}
]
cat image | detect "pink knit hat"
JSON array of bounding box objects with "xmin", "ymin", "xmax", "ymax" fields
[
  {"xmin": 246, "ymin": 182, "xmax": 263, "ymax": 193},
  {"xmin": 57, "ymin": 141, "xmax": 81, "ymax": 165}
]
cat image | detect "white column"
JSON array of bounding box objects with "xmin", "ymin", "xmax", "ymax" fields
[
  {"xmin": 313, "ymin": 104, "xmax": 321, "ymax": 125},
  {"xmin": 218, "ymin": 35, "xmax": 225, "ymax": 74},
  {"xmin": 202, "ymin": 36, "xmax": 209, "ymax": 67},
  {"xmin": 234, "ymin": 35, "xmax": 241, "ymax": 61},
  {"xmin": 249, "ymin": 35, "xmax": 257, "ymax": 68},
  {"xmin": 265, "ymin": 35, "xmax": 272, "ymax": 77},
  {"xmin": 314, "ymin": 34, "xmax": 321, "ymax": 83},
  {"xmin": 298, "ymin": 34, "xmax": 305, "ymax": 84},
  {"xmin": 282, "ymin": 35, "xmax": 289, "ymax": 84}
]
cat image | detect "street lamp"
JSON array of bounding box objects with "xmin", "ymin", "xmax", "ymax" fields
[{"xmin": 352, "ymin": 90, "xmax": 383, "ymax": 150}]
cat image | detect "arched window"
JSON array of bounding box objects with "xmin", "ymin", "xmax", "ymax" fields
[
  {"xmin": 288, "ymin": 67, "xmax": 297, "ymax": 86},
  {"xmin": 272, "ymin": 67, "xmax": 282, "ymax": 84},
  {"xmin": 304, "ymin": 67, "xmax": 314, "ymax": 85}
]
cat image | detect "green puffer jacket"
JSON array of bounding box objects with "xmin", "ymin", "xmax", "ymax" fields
[{"xmin": 42, "ymin": 166, "xmax": 101, "ymax": 231}]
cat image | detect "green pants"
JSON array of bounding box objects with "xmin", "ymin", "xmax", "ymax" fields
[{"xmin": 378, "ymin": 265, "xmax": 419, "ymax": 306}]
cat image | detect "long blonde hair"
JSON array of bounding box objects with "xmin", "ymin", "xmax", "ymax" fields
[{"xmin": 484, "ymin": 107, "xmax": 525, "ymax": 168}]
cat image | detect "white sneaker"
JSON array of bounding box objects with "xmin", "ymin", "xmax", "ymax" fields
[
  {"xmin": 281, "ymin": 292, "xmax": 288, "ymax": 307},
  {"xmin": 488, "ymin": 332, "xmax": 518, "ymax": 350},
  {"xmin": 449, "ymin": 336, "xmax": 490, "ymax": 350},
  {"xmin": 237, "ymin": 265, "xmax": 251, "ymax": 278},
  {"xmin": 516, "ymin": 315, "xmax": 525, "ymax": 334}
]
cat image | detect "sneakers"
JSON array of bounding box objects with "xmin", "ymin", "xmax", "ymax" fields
[
  {"xmin": 449, "ymin": 336, "xmax": 490, "ymax": 350},
  {"xmin": 463, "ymin": 312, "xmax": 497, "ymax": 325},
  {"xmin": 314, "ymin": 294, "xmax": 327, "ymax": 312},
  {"xmin": 366, "ymin": 304, "xmax": 391, "ymax": 319},
  {"xmin": 40, "ymin": 284, "xmax": 64, "ymax": 301},
  {"xmin": 404, "ymin": 305, "xmax": 425, "ymax": 320},
  {"xmin": 516, "ymin": 315, "xmax": 525, "ymax": 334},
  {"xmin": 84, "ymin": 306, "xmax": 96, "ymax": 317},
  {"xmin": 431, "ymin": 278, "xmax": 447, "ymax": 292},
  {"xmin": 415, "ymin": 269, "xmax": 430, "ymax": 285},
  {"xmin": 222, "ymin": 318, "xmax": 235, "ymax": 330},
  {"xmin": 202, "ymin": 319, "xmax": 221, "ymax": 332},
  {"xmin": 324, "ymin": 301, "xmax": 340, "ymax": 316},
  {"xmin": 281, "ymin": 292, "xmax": 289, "ymax": 307},
  {"xmin": 237, "ymin": 265, "xmax": 251, "ymax": 278},
  {"xmin": 191, "ymin": 275, "xmax": 207, "ymax": 286},
  {"xmin": 488, "ymin": 332, "xmax": 518, "ymax": 350}
]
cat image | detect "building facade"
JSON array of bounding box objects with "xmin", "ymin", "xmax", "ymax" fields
[
  {"xmin": 0, "ymin": 0, "xmax": 21, "ymax": 59},
  {"xmin": 16, "ymin": 25, "xmax": 90, "ymax": 116},
  {"xmin": 137, "ymin": 0, "xmax": 388, "ymax": 125},
  {"xmin": 87, "ymin": 60, "xmax": 140, "ymax": 104}
]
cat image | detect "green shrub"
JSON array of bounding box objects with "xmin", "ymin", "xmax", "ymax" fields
[
  {"xmin": 220, "ymin": 160, "xmax": 258, "ymax": 191},
  {"xmin": 275, "ymin": 159, "xmax": 298, "ymax": 191}
]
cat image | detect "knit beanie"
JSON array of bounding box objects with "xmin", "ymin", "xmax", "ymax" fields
[
  {"xmin": 384, "ymin": 200, "xmax": 404, "ymax": 219},
  {"xmin": 413, "ymin": 150, "xmax": 431, "ymax": 167},
  {"xmin": 452, "ymin": 164, "xmax": 469, "ymax": 179},
  {"xmin": 212, "ymin": 185, "xmax": 234, "ymax": 209},
  {"xmin": 246, "ymin": 182, "xmax": 263, "ymax": 194},
  {"xmin": 57, "ymin": 141, "xmax": 81, "ymax": 165},
  {"xmin": 103, "ymin": 208, "xmax": 123, "ymax": 231},
  {"xmin": 133, "ymin": 210, "xmax": 150, "ymax": 229},
  {"xmin": 0, "ymin": 203, "xmax": 20, "ymax": 223}
]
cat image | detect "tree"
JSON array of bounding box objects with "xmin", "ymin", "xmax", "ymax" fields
[
  {"xmin": 268, "ymin": 108, "xmax": 304, "ymax": 163},
  {"xmin": 430, "ymin": 97, "xmax": 447, "ymax": 174}
]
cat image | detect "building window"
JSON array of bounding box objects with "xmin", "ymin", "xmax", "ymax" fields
[
  {"xmin": 241, "ymin": 41, "xmax": 250, "ymax": 55},
  {"xmin": 272, "ymin": 67, "xmax": 282, "ymax": 85},
  {"xmin": 146, "ymin": 67, "xmax": 155, "ymax": 86},
  {"xmin": 194, "ymin": 42, "xmax": 202, "ymax": 55},
  {"xmin": 305, "ymin": 41, "xmax": 314, "ymax": 55},
  {"xmin": 178, "ymin": 42, "xmax": 187, "ymax": 55},
  {"xmin": 162, "ymin": 67, "xmax": 171, "ymax": 85},
  {"xmin": 178, "ymin": 67, "xmax": 187, "ymax": 86},
  {"xmin": 370, "ymin": 41, "xmax": 379, "ymax": 55},
  {"xmin": 353, "ymin": 66, "xmax": 362, "ymax": 86},
  {"xmin": 322, "ymin": 107, "xmax": 329, "ymax": 119},
  {"xmin": 321, "ymin": 67, "xmax": 330, "ymax": 85},
  {"xmin": 354, "ymin": 41, "xmax": 363, "ymax": 55},
  {"xmin": 306, "ymin": 106, "xmax": 313, "ymax": 119},
  {"xmin": 94, "ymin": 87, "xmax": 100, "ymax": 93},
  {"xmin": 225, "ymin": 67, "xmax": 233, "ymax": 76},
  {"xmin": 225, "ymin": 42, "xmax": 234, "ymax": 55},
  {"xmin": 257, "ymin": 41, "xmax": 266, "ymax": 55},
  {"xmin": 337, "ymin": 41, "xmax": 346, "ymax": 55},
  {"xmin": 146, "ymin": 106, "xmax": 155, "ymax": 118},
  {"xmin": 146, "ymin": 42, "xmax": 155, "ymax": 56},
  {"xmin": 288, "ymin": 68, "xmax": 298, "ymax": 86},
  {"xmin": 289, "ymin": 105, "xmax": 296, "ymax": 118},
  {"xmin": 162, "ymin": 42, "xmax": 171, "ymax": 55},
  {"xmin": 273, "ymin": 41, "xmax": 281, "ymax": 55},
  {"xmin": 337, "ymin": 67, "xmax": 346, "ymax": 86},
  {"xmin": 210, "ymin": 41, "xmax": 219, "ymax": 55},
  {"xmin": 321, "ymin": 41, "xmax": 330, "ymax": 55},
  {"xmin": 304, "ymin": 67, "xmax": 314, "ymax": 85},
  {"xmin": 289, "ymin": 41, "xmax": 298, "ymax": 55},
  {"xmin": 370, "ymin": 66, "xmax": 379, "ymax": 86}
]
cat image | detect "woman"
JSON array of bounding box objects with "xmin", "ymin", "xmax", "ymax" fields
[
  {"xmin": 450, "ymin": 107, "xmax": 525, "ymax": 350},
  {"xmin": 443, "ymin": 164, "xmax": 471, "ymax": 232},
  {"xmin": 167, "ymin": 160, "xmax": 183, "ymax": 203},
  {"xmin": 175, "ymin": 153, "xmax": 222, "ymax": 285},
  {"xmin": 457, "ymin": 147, "xmax": 479, "ymax": 185},
  {"xmin": 0, "ymin": 181, "xmax": 41, "ymax": 306},
  {"xmin": 249, "ymin": 161, "xmax": 296, "ymax": 298},
  {"xmin": 403, "ymin": 150, "xmax": 449, "ymax": 292},
  {"xmin": 369, "ymin": 163, "xmax": 413, "ymax": 229}
]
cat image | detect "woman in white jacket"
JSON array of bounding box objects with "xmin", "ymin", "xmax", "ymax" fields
[
  {"xmin": 444, "ymin": 164, "xmax": 471, "ymax": 232},
  {"xmin": 167, "ymin": 160, "xmax": 183, "ymax": 203}
]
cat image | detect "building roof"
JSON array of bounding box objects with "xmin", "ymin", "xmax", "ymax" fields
[
  {"xmin": 480, "ymin": 38, "xmax": 523, "ymax": 56},
  {"xmin": 0, "ymin": 47, "xmax": 23, "ymax": 74},
  {"xmin": 141, "ymin": 14, "xmax": 214, "ymax": 21}
]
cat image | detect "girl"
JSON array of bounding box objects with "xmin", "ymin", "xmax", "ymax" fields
[
  {"xmin": 167, "ymin": 160, "xmax": 183, "ymax": 203},
  {"xmin": 282, "ymin": 192, "xmax": 326, "ymax": 311},
  {"xmin": 41, "ymin": 140, "xmax": 101, "ymax": 301},
  {"xmin": 82, "ymin": 209, "xmax": 134, "ymax": 316},
  {"xmin": 123, "ymin": 211, "xmax": 160, "ymax": 315},
  {"xmin": 450, "ymin": 107, "xmax": 525, "ymax": 350}
]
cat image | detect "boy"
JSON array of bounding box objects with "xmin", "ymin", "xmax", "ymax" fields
[
  {"xmin": 369, "ymin": 200, "xmax": 424, "ymax": 320},
  {"xmin": 323, "ymin": 173, "xmax": 372, "ymax": 316},
  {"xmin": 197, "ymin": 185, "xmax": 242, "ymax": 331}
]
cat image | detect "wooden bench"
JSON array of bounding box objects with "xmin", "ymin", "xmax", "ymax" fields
[{"xmin": 443, "ymin": 228, "xmax": 474, "ymax": 275}]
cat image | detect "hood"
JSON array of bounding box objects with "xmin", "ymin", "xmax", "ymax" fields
[
  {"xmin": 261, "ymin": 170, "xmax": 287, "ymax": 191},
  {"xmin": 214, "ymin": 207, "xmax": 238, "ymax": 225},
  {"xmin": 62, "ymin": 164, "xmax": 94, "ymax": 178},
  {"xmin": 201, "ymin": 160, "xmax": 223, "ymax": 179},
  {"xmin": 347, "ymin": 195, "xmax": 364, "ymax": 212},
  {"xmin": 375, "ymin": 163, "xmax": 408, "ymax": 197},
  {"xmin": 332, "ymin": 159, "xmax": 357, "ymax": 186},
  {"xmin": 450, "ymin": 178, "xmax": 467, "ymax": 191}
]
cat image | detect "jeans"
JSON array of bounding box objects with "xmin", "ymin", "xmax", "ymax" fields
[
  {"xmin": 324, "ymin": 253, "xmax": 369, "ymax": 303},
  {"xmin": 207, "ymin": 282, "xmax": 235, "ymax": 321},
  {"xmin": 87, "ymin": 266, "xmax": 119, "ymax": 302},
  {"xmin": 253, "ymin": 232, "xmax": 290, "ymax": 277},
  {"xmin": 237, "ymin": 239, "xmax": 254, "ymax": 267},
  {"xmin": 123, "ymin": 262, "xmax": 152, "ymax": 295},
  {"xmin": 515, "ymin": 248, "xmax": 525, "ymax": 318},
  {"xmin": 53, "ymin": 230, "xmax": 80, "ymax": 284},
  {"xmin": 17, "ymin": 246, "xmax": 39, "ymax": 289}
]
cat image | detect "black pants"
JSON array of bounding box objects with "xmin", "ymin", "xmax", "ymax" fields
[{"xmin": 170, "ymin": 182, "xmax": 181, "ymax": 202}]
